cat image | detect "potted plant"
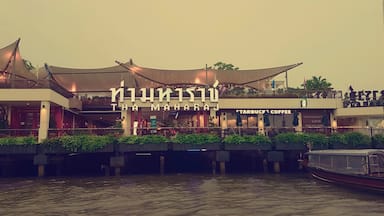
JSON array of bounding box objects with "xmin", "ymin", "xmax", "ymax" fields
[
  {"xmin": 171, "ymin": 133, "xmax": 221, "ymax": 151},
  {"xmin": 0, "ymin": 136, "xmax": 37, "ymax": 154},
  {"xmin": 273, "ymin": 132, "xmax": 307, "ymax": 150},
  {"xmin": 118, "ymin": 135, "xmax": 169, "ymax": 152},
  {"xmin": 223, "ymin": 134, "xmax": 271, "ymax": 150}
]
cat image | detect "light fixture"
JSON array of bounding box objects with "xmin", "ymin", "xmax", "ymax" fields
[
  {"xmin": 331, "ymin": 118, "xmax": 337, "ymax": 129},
  {"xmin": 300, "ymin": 98, "xmax": 307, "ymax": 108},
  {"xmin": 213, "ymin": 80, "xmax": 219, "ymax": 88}
]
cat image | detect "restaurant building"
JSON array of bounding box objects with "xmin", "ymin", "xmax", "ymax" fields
[{"xmin": 1, "ymin": 39, "xmax": 383, "ymax": 142}]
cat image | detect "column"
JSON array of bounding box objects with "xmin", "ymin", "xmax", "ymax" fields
[
  {"xmin": 258, "ymin": 114, "xmax": 264, "ymax": 135},
  {"xmin": 38, "ymin": 101, "xmax": 50, "ymax": 143},
  {"xmin": 330, "ymin": 112, "xmax": 337, "ymax": 133},
  {"xmin": 220, "ymin": 112, "xmax": 227, "ymax": 138},
  {"xmin": 160, "ymin": 155, "xmax": 165, "ymax": 175},
  {"xmin": 121, "ymin": 109, "xmax": 131, "ymax": 136},
  {"xmin": 54, "ymin": 107, "xmax": 64, "ymax": 132},
  {"xmin": 295, "ymin": 112, "xmax": 303, "ymax": 133}
]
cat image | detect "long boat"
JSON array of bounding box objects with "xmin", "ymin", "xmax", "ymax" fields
[{"xmin": 306, "ymin": 149, "xmax": 384, "ymax": 192}]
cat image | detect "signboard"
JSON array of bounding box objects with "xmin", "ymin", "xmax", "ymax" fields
[
  {"xmin": 344, "ymin": 86, "xmax": 384, "ymax": 107},
  {"xmin": 236, "ymin": 109, "xmax": 292, "ymax": 115},
  {"xmin": 110, "ymin": 80, "xmax": 220, "ymax": 112},
  {"xmin": 150, "ymin": 115, "xmax": 157, "ymax": 128},
  {"xmin": 150, "ymin": 115, "xmax": 157, "ymax": 134}
]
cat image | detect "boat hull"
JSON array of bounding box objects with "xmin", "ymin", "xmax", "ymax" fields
[{"xmin": 309, "ymin": 167, "xmax": 384, "ymax": 193}]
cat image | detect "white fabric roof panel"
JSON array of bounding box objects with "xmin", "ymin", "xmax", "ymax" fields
[
  {"xmin": 0, "ymin": 39, "xmax": 37, "ymax": 83},
  {"xmin": 46, "ymin": 62, "xmax": 302, "ymax": 92}
]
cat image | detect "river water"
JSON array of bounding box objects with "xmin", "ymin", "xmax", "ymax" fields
[{"xmin": 0, "ymin": 173, "xmax": 383, "ymax": 216}]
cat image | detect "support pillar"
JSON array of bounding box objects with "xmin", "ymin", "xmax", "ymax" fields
[
  {"xmin": 160, "ymin": 155, "xmax": 165, "ymax": 175},
  {"xmin": 220, "ymin": 112, "xmax": 227, "ymax": 138},
  {"xmin": 267, "ymin": 151, "xmax": 284, "ymax": 173},
  {"xmin": 295, "ymin": 112, "xmax": 303, "ymax": 133},
  {"xmin": 219, "ymin": 162, "xmax": 226, "ymax": 175},
  {"xmin": 203, "ymin": 111, "xmax": 208, "ymax": 128},
  {"xmin": 101, "ymin": 164, "xmax": 110, "ymax": 176},
  {"xmin": 121, "ymin": 109, "xmax": 131, "ymax": 136},
  {"xmin": 38, "ymin": 101, "xmax": 50, "ymax": 143},
  {"xmin": 216, "ymin": 151, "xmax": 229, "ymax": 175},
  {"xmin": 54, "ymin": 107, "xmax": 64, "ymax": 136},
  {"xmin": 273, "ymin": 162, "xmax": 280, "ymax": 173},
  {"xmin": 330, "ymin": 112, "xmax": 337, "ymax": 133},
  {"xmin": 211, "ymin": 160, "xmax": 217, "ymax": 175},
  {"xmin": 114, "ymin": 167, "xmax": 120, "ymax": 176},
  {"xmin": 263, "ymin": 158, "xmax": 268, "ymax": 172},
  {"xmin": 110, "ymin": 156, "xmax": 125, "ymax": 176},
  {"xmin": 38, "ymin": 165, "xmax": 45, "ymax": 177},
  {"xmin": 258, "ymin": 114, "xmax": 264, "ymax": 135},
  {"xmin": 34, "ymin": 154, "xmax": 47, "ymax": 177}
]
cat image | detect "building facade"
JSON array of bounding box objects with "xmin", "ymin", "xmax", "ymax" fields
[{"xmin": 1, "ymin": 39, "xmax": 383, "ymax": 142}]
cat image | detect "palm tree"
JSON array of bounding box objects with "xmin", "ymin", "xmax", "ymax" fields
[
  {"xmin": 303, "ymin": 76, "xmax": 332, "ymax": 90},
  {"xmin": 303, "ymin": 76, "xmax": 333, "ymax": 98}
]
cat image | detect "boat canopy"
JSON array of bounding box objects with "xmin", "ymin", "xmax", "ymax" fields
[
  {"xmin": 306, "ymin": 149, "xmax": 384, "ymax": 157},
  {"xmin": 307, "ymin": 149, "xmax": 384, "ymax": 176}
]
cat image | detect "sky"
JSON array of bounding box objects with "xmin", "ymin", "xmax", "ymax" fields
[{"xmin": 2, "ymin": 0, "xmax": 384, "ymax": 91}]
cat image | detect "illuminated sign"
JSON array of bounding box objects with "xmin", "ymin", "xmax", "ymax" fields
[
  {"xmin": 345, "ymin": 86, "xmax": 384, "ymax": 107},
  {"xmin": 236, "ymin": 109, "xmax": 292, "ymax": 115},
  {"xmin": 110, "ymin": 81, "xmax": 220, "ymax": 111}
]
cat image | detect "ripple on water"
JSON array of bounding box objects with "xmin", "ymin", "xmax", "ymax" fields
[{"xmin": 1, "ymin": 174, "xmax": 384, "ymax": 216}]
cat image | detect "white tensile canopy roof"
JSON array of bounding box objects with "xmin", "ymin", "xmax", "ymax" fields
[
  {"xmin": 1, "ymin": 39, "xmax": 302, "ymax": 93},
  {"xmin": 0, "ymin": 39, "xmax": 37, "ymax": 86},
  {"xmin": 46, "ymin": 61, "xmax": 302, "ymax": 93}
]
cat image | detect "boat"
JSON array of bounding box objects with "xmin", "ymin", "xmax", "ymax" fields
[{"xmin": 305, "ymin": 149, "xmax": 384, "ymax": 192}]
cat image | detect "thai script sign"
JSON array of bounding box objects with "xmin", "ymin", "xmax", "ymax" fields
[{"xmin": 110, "ymin": 81, "xmax": 219, "ymax": 111}]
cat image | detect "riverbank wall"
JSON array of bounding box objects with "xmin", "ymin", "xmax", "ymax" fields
[{"xmin": 0, "ymin": 143, "xmax": 306, "ymax": 177}]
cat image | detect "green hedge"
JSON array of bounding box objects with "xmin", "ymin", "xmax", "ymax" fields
[
  {"xmin": 0, "ymin": 136, "xmax": 37, "ymax": 145},
  {"xmin": 274, "ymin": 132, "xmax": 306, "ymax": 145},
  {"xmin": 118, "ymin": 135, "xmax": 169, "ymax": 145},
  {"xmin": 373, "ymin": 134, "xmax": 384, "ymax": 148},
  {"xmin": 1, "ymin": 131, "xmax": 376, "ymax": 150},
  {"xmin": 42, "ymin": 135, "xmax": 115, "ymax": 152},
  {"xmin": 305, "ymin": 133, "xmax": 328, "ymax": 149},
  {"xmin": 329, "ymin": 132, "xmax": 371, "ymax": 149},
  {"xmin": 223, "ymin": 134, "xmax": 271, "ymax": 145},
  {"xmin": 172, "ymin": 133, "xmax": 220, "ymax": 145}
]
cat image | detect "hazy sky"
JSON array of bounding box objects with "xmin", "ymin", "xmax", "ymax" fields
[{"xmin": 2, "ymin": 0, "xmax": 384, "ymax": 91}]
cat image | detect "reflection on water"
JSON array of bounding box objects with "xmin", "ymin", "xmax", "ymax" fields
[{"xmin": 0, "ymin": 174, "xmax": 383, "ymax": 216}]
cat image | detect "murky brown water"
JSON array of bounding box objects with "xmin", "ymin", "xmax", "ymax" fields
[{"xmin": 0, "ymin": 173, "xmax": 383, "ymax": 216}]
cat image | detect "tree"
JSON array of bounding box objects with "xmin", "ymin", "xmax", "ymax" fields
[
  {"xmin": 303, "ymin": 76, "xmax": 332, "ymax": 91},
  {"xmin": 302, "ymin": 76, "xmax": 333, "ymax": 98},
  {"xmin": 22, "ymin": 59, "xmax": 35, "ymax": 71},
  {"xmin": 210, "ymin": 61, "xmax": 239, "ymax": 71},
  {"xmin": 209, "ymin": 62, "xmax": 241, "ymax": 95}
]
